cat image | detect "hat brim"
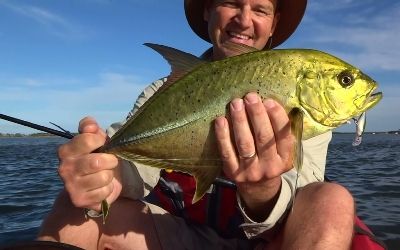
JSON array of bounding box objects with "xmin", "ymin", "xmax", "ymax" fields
[{"xmin": 184, "ymin": 0, "xmax": 307, "ymax": 49}]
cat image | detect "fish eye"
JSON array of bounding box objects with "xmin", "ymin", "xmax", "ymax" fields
[{"xmin": 337, "ymin": 71, "xmax": 354, "ymax": 87}]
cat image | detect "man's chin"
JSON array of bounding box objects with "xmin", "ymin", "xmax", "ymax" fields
[
  {"xmin": 225, "ymin": 50, "xmax": 242, "ymax": 58},
  {"xmin": 218, "ymin": 47, "xmax": 241, "ymax": 59}
]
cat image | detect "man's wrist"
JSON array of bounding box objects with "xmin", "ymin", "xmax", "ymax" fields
[{"xmin": 238, "ymin": 178, "xmax": 282, "ymax": 222}]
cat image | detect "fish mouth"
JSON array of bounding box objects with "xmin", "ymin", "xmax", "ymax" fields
[
  {"xmin": 370, "ymin": 91, "xmax": 382, "ymax": 100},
  {"xmin": 366, "ymin": 90, "xmax": 383, "ymax": 108},
  {"xmin": 357, "ymin": 87, "xmax": 383, "ymax": 111}
]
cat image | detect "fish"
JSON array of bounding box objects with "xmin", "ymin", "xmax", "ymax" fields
[{"xmin": 100, "ymin": 43, "xmax": 382, "ymax": 206}]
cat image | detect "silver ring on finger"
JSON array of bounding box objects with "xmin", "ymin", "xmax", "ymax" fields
[{"xmin": 239, "ymin": 151, "xmax": 257, "ymax": 160}]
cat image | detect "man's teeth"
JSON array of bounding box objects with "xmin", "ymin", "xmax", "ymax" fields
[{"xmin": 229, "ymin": 32, "xmax": 251, "ymax": 40}]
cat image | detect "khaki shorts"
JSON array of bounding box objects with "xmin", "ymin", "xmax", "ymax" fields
[{"xmin": 145, "ymin": 202, "xmax": 259, "ymax": 250}]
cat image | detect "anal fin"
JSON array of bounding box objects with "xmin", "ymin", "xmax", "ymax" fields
[{"xmin": 192, "ymin": 167, "xmax": 222, "ymax": 203}]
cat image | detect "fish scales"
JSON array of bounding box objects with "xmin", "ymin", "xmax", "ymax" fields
[
  {"xmin": 109, "ymin": 52, "xmax": 298, "ymax": 162},
  {"xmin": 101, "ymin": 44, "xmax": 382, "ymax": 203}
]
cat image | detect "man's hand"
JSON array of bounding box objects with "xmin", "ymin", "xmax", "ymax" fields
[
  {"xmin": 215, "ymin": 92, "xmax": 295, "ymax": 221},
  {"xmin": 57, "ymin": 117, "xmax": 122, "ymax": 212}
]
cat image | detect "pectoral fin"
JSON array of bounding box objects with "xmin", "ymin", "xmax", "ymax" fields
[{"xmin": 289, "ymin": 108, "xmax": 304, "ymax": 190}]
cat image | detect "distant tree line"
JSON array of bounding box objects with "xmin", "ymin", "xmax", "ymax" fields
[
  {"xmin": 0, "ymin": 133, "xmax": 26, "ymax": 137},
  {"xmin": 0, "ymin": 132, "xmax": 59, "ymax": 137}
]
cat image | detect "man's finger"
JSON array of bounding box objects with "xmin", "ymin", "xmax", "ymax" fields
[
  {"xmin": 214, "ymin": 116, "xmax": 239, "ymax": 175},
  {"xmin": 264, "ymin": 99, "xmax": 294, "ymax": 163},
  {"xmin": 73, "ymin": 153, "xmax": 119, "ymax": 176}
]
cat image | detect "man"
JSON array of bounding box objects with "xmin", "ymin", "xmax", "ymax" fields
[{"xmin": 38, "ymin": 0, "xmax": 355, "ymax": 249}]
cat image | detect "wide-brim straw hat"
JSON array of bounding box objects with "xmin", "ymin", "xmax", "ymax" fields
[{"xmin": 184, "ymin": 0, "xmax": 307, "ymax": 49}]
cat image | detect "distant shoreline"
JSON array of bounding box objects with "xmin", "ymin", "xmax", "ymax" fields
[
  {"xmin": 0, "ymin": 132, "xmax": 77, "ymax": 138},
  {"xmin": 1, "ymin": 131, "xmax": 399, "ymax": 138}
]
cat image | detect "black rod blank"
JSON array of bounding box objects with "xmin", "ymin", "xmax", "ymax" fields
[{"xmin": 0, "ymin": 113, "xmax": 73, "ymax": 139}]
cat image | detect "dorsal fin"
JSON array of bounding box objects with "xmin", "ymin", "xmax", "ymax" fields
[
  {"xmin": 144, "ymin": 43, "xmax": 205, "ymax": 83},
  {"xmin": 107, "ymin": 44, "xmax": 208, "ymax": 144}
]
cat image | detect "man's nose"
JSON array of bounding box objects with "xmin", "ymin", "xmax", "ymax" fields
[{"xmin": 234, "ymin": 8, "xmax": 252, "ymax": 28}]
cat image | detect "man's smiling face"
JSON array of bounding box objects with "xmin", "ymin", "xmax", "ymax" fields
[{"xmin": 204, "ymin": 0, "xmax": 279, "ymax": 60}]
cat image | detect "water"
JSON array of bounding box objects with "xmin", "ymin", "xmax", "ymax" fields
[
  {"xmin": 325, "ymin": 133, "xmax": 400, "ymax": 249},
  {"xmin": 0, "ymin": 137, "xmax": 66, "ymax": 244},
  {"xmin": 0, "ymin": 134, "xmax": 399, "ymax": 248}
]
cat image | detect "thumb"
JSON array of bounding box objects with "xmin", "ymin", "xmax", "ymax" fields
[{"xmin": 78, "ymin": 116, "xmax": 107, "ymax": 138}]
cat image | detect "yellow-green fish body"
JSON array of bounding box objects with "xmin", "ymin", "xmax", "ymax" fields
[{"xmin": 102, "ymin": 44, "xmax": 382, "ymax": 203}]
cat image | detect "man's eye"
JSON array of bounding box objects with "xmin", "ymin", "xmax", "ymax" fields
[
  {"xmin": 254, "ymin": 7, "xmax": 274, "ymax": 16},
  {"xmin": 220, "ymin": 1, "xmax": 238, "ymax": 8},
  {"xmin": 255, "ymin": 10, "xmax": 269, "ymax": 16}
]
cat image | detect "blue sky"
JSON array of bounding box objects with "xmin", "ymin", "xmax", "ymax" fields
[{"xmin": 0, "ymin": 0, "xmax": 399, "ymax": 134}]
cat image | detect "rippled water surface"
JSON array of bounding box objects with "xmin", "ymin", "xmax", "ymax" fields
[
  {"xmin": 0, "ymin": 137, "xmax": 66, "ymax": 244},
  {"xmin": 0, "ymin": 134, "xmax": 399, "ymax": 248},
  {"xmin": 325, "ymin": 133, "xmax": 400, "ymax": 249}
]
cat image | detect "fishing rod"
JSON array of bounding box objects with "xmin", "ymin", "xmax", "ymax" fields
[
  {"xmin": 0, "ymin": 113, "xmax": 73, "ymax": 139},
  {"xmin": 0, "ymin": 113, "xmax": 236, "ymax": 189}
]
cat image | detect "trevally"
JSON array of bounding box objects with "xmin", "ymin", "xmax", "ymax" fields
[{"xmin": 101, "ymin": 43, "xmax": 382, "ymax": 205}]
